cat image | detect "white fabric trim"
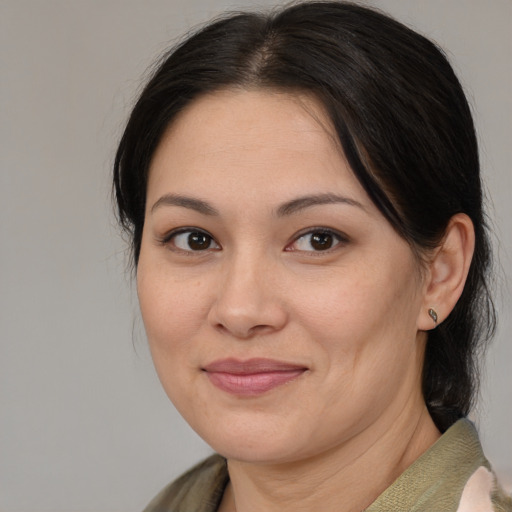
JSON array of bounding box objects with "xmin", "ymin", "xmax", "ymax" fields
[{"xmin": 456, "ymin": 466, "xmax": 494, "ymax": 512}]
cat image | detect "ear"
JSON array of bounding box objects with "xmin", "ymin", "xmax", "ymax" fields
[{"xmin": 417, "ymin": 213, "xmax": 475, "ymax": 331}]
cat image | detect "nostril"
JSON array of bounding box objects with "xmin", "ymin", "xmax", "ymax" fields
[
  {"xmin": 212, "ymin": 321, "xmax": 276, "ymax": 340},
  {"xmin": 249, "ymin": 324, "xmax": 275, "ymax": 335}
]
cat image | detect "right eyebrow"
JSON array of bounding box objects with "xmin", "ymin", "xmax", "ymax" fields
[{"xmin": 150, "ymin": 194, "xmax": 219, "ymax": 216}]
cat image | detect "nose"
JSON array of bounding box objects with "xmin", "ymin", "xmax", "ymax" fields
[{"xmin": 207, "ymin": 252, "xmax": 288, "ymax": 339}]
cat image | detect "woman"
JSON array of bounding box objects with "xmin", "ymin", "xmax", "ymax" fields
[{"xmin": 113, "ymin": 2, "xmax": 511, "ymax": 511}]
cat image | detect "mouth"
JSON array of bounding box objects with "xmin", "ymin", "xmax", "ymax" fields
[{"xmin": 202, "ymin": 358, "xmax": 308, "ymax": 396}]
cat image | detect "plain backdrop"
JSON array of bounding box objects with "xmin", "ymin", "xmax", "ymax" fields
[{"xmin": 1, "ymin": 1, "xmax": 511, "ymax": 510}]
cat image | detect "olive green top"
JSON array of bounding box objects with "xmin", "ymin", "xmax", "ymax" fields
[{"xmin": 144, "ymin": 419, "xmax": 511, "ymax": 511}]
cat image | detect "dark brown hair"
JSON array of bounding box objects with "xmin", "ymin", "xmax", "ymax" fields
[{"xmin": 113, "ymin": 1, "xmax": 495, "ymax": 432}]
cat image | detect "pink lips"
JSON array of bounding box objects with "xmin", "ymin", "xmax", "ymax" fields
[{"xmin": 202, "ymin": 358, "xmax": 307, "ymax": 396}]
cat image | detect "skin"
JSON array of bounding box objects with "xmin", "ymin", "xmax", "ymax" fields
[{"xmin": 137, "ymin": 89, "xmax": 447, "ymax": 511}]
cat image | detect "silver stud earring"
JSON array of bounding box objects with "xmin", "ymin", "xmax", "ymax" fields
[{"xmin": 428, "ymin": 308, "xmax": 438, "ymax": 324}]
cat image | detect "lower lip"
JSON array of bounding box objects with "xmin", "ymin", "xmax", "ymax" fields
[{"xmin": 205, "ymin": 369, "xmax": 305, "ymax": 396}]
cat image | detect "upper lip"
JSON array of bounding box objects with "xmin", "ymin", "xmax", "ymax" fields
[{"xmin": 202, "ymin": 358, "xmax": 307, "ymax": 374}]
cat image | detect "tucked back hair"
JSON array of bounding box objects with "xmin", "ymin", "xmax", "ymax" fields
[{"xmin": 113, "ymin": 1, "xmax": 495, "ymax": 432}]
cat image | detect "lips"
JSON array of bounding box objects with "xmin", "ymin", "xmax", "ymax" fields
[{"xmin": 202, "ymin": 358, "xmax": 307, "ymax": 396}]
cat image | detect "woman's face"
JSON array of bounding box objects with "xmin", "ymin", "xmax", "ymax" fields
[{"xmin": 137, "ymin": 89, "xmax": 430, "ymax": 464}]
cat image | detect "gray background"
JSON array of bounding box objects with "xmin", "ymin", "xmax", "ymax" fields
[{"xmin": 1, "ymin": 1, "xmax": 510, "ymax": 510}]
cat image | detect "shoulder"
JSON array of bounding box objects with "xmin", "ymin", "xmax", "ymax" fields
[
  {"xmin": 366, "ymin": 419, "xmax": 512, "ymax": 512},
  {"xmin": 143, "ymin": 454, "xmax": 229, "ymax": 512}
]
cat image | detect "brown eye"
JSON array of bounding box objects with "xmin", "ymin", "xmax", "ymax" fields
[
  {"xmin": 288, "ymin": 229, "xmax": 347, "ymax": 252},
  {"xmin": 170, "ymin": 230, "xmax": 220, "ymax": 252},
  {"xmin": 310, "ymin": 232, "xmax": 334, "ymax": 250},
  {"xmin": 188, "ymin": 232, "xmax": 212, "ymax": 250}
]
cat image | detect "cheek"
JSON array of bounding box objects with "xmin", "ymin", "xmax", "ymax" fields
[
  {"xmin": 136, "ymin": 266, "xmax": 214, "ymax": 421},
  {"xmin": 289, "ymin": 266, "xmax": 424, "ymax": 435},
  {"xmin": 289, "ymin": 254, "xmax": 424, "ymax": 389},
  {"xmin": 136, "ymin": 262, "xmax": 211, "ymax": 368},
  {"xmin": 292, "ymin": 262, "xmax": 420, "ymax": 341}
]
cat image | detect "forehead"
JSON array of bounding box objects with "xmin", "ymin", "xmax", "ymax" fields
[
  {"xmin": 153, "ymin": 89, "xmax": 339, "ymax": 163},
  {"xmin": 164, "ymin": 87, "xmax": 337, "ymax": 143},
  {"xmin": 147, "ymin": 89, "xmax": 370, "ymax": 205}
]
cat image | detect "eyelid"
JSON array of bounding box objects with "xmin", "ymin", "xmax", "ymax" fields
[
  {"xmin": 158, "ymin": 227, "xmax": 221, "ymax": 252},
  {"xmin": 285, "ymin": 227, "xmax": 349, "ymax": 253}
]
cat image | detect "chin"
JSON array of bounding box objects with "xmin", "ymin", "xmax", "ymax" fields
[{"xmin": 193, "ymin": 417, "xmax": 318, "ymax": 465}]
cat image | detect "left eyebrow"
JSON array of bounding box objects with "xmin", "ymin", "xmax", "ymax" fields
[{"xmin": 276, "ymin": 193, "xmax": 365, "ymax": 217}]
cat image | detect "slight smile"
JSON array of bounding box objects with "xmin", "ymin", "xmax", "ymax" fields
[{"xmin": 202, "ymin": 358, "xmax": 308, "ymax": 396}]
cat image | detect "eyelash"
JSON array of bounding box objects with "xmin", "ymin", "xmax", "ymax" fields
[
  {"xmin": 158, "ymin": 227, "xmax": 349, "ymax": 254},
  {"xmin": 285, "ymin": 228, "xmax": 349, "ymax": 253},
  {"xmin": 158, "ymin": 228, "xmax": 220, "ymax": 254}
]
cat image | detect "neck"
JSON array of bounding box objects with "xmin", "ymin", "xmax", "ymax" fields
[{"xmin": 219, "ymin": 403, "xmax": 440, "ymax": 512}]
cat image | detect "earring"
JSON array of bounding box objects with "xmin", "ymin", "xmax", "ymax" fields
[{"xmin": 428, "ymin": 308, "xmax": 438, "ymax": 324}]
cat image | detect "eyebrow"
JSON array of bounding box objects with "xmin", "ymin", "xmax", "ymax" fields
[
  {"xmin": 151, "ymin": 194, "xmax": 219, "ymax": 216},
  {"xmin": 276, "ymin": 193, "xmax": 365, "ymax": 216},
  {"xmin": 150, "ymin": 192, "xmax": 364, "ymax": 217}
]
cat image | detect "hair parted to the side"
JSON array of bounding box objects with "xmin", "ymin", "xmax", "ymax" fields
[{"xmin": 113, "ymin": 1, "xmax": 495, "ymax": 432}]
